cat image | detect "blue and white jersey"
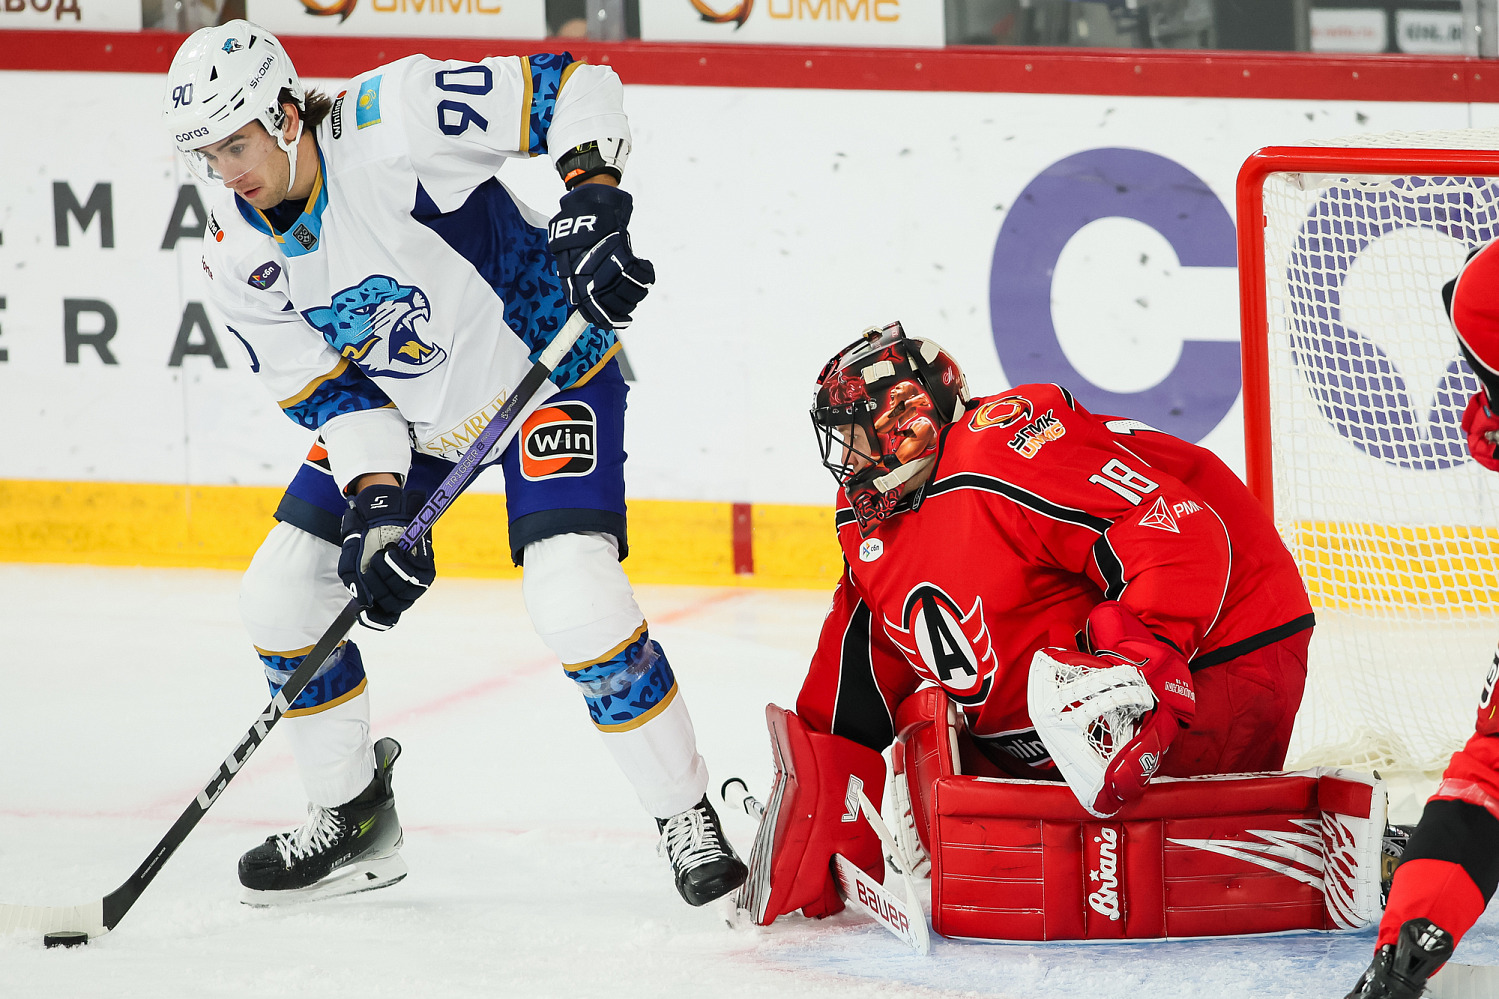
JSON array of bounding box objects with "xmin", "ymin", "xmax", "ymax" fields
[{"xmin": 200, "ymin": 52, "xmax": 626, "ymax": 491}]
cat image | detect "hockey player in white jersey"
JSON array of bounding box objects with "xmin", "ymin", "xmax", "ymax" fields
[{"xmin": 161, "ymin": 22, "xmax": 745, "ymax": 908}]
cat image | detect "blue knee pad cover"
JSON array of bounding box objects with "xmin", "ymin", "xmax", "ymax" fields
[
  {"xmin": 260, "ymin": 641, "xmax": 368, "ymax": 713},
  {"xmin": 566, "ymin": 630, "xmax": 678, "ymax": 731}
]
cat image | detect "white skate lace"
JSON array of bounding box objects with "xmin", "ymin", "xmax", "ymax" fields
[
  {"xmin": 275, "ymin": 805, "xmax": 344, "ymax": 866},
  {"xmin": 657, "ymin": 806, "xmax": 725, "ymax": 873}
]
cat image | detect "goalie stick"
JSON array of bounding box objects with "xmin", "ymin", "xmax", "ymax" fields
[
  {"xmin": 0, "ymin": 312, "xmax": 591, "ymax": 943},
  {"xmin": 720, "ymin": 778, "xmax": 931, "ymax": 955}
]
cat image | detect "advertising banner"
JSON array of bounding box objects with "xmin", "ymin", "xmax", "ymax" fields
[
  {"xmin": 639, "ymin": 0, "xmax": 944, "ymax": 48},
  {"xmin": 244, "ymin": 0, "xmax": 546, "ymax": 39},
  {"xmin": 0, "ymin": 0, "xmax": 141, "ymax": 30},
  {"xmin": 0, "ymin": 64, "xmax": 1493, "ymax": 512}
]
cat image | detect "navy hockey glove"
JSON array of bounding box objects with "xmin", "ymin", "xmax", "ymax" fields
[
  {"xmin": 337, "ymin": 484, "xmax": 436, "ymax": 631},
  {"xmin": 546, "ymin": 184, "xmax": 655, "ymax": 330}
]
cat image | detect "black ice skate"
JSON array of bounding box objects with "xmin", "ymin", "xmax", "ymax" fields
[
  {"xmin": 239, "ymin": 737, "xmax": 407, "ymax": 906},
  {"xmin": 1345, "ymin": 918, "xmax": 1455, "ymax": 999},
  {"xmin": 657, "ymin": 795, "xmax": 748, "ymax": 906}
]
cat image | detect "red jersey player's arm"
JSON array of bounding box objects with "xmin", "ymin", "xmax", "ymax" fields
[
  {"xmin": 795, "ymin": 564, "xmax": 921, "ymax": 752},
  {"xmin": 1001, "ymin": 390, "xmax": 1233, "ymax": 659},
  {"xmin": 1448, "ymin": 239, "xmax": 1499, "ymax": 401}
]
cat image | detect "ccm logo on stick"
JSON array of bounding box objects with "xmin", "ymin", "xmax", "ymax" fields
[{"xmin": 521, "ymin": 401, "xmax": 597, "ymax": 480}]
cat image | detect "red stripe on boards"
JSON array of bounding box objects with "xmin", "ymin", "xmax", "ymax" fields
[{"xmin": 732, "ymin": 503, "xmax": 753, "ymax": 576}]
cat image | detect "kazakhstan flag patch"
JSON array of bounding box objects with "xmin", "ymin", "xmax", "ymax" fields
[{"xmin": 356, "ymin": 75, "xmax": 383, "ymax": 130}]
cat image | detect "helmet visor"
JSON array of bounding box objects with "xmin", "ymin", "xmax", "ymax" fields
[{"xmin": 180, "ymin": 122, "xmax": 279, "ymax": 188}]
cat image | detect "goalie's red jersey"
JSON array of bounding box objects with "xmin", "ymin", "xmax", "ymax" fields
[{"xmin": 796, "ymin": 383, "xmax": 1313, "ymax": 777}]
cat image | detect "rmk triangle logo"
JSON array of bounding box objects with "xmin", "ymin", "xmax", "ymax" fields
[{"xmin": 1139, "ymin": 496, "xmax": 1180, "ymax": 533}]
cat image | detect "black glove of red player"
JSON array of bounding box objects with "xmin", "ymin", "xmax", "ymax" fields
[
  {"xmin": 1462, "ymin": 390, "xmax": 1499, "ymax": 472},
  {"xmin": 337, "ymin": 484, "xmax": 435, "ymax": 631},
  {"xmin": 546, "ymin": 184, "xmax": 655, "ymax": 330}
]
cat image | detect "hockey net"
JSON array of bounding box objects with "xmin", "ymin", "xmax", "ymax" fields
[{"xmin": 1240, "ymin": 130, "xmax": 1499, "ymax": 776}]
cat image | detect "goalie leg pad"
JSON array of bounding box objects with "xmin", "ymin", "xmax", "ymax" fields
[
  {"xmin": 739, "ymin": 706, "xmax": 887, "ymax": 924},
  {"xmin": 926, "ymin": 768, "xmax": 1385, "ymax": 940}
]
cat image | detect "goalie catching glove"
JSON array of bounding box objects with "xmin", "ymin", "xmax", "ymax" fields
[
  {"xmin": 1029, "ymin": 601, "xmax": 1196, "ymax": 818},
  {"xmin": 546, "ymin": 184, "xmax": 655, "ymax": 331},
  {"xmin": 337, "ymin": 484, "xmax": 436, "ymax": 631}
]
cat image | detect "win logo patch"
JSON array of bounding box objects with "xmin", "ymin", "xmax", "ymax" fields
[{"xmin": 521, "ymin": 402, "xmax": 597, "ymax": 480}]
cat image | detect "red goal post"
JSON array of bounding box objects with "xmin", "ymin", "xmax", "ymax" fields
[{"xmin": 1237, "ymin": 133, "xmax": 1499, "ymax": 775}]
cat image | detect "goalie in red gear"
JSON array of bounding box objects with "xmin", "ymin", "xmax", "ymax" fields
[
  {"xmin": 1346, "ymin": 240, "xmax": 1499, "ymax": 999},
  {"xmin": 744, "ymin": 322, "xmax": 1316, "ymax": 930}
]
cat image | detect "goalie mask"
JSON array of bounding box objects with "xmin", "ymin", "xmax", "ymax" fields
[
  {"xmin": 811, "ymin": 322, "xmax": 969, "ymax": 534},
  {"xmin": 162, "ymin": 20, "xmax": 305, "ymax": 189}
]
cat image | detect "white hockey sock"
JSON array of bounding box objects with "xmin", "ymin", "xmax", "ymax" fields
[{"xmin": 283, "ymin": 690, "xmax": 376, "ymax": 808}]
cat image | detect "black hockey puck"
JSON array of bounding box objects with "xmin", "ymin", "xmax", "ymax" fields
[{"xmin": 43, "ymin": 931, "xmax": 88, "ymax": 948}]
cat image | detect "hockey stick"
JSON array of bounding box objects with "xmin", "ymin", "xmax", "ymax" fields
[
  {"xmin": 0, "ymin": 312, "xmax": 590, "ymax": 943},
  {"xmin": 721, "ymin": 778, "xmax": 931, "ymax": 955}
]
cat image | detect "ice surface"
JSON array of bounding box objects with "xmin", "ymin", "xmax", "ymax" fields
[{"xmin": 2, "ymin": 564, "xmax": 1496, "ymax": 998}]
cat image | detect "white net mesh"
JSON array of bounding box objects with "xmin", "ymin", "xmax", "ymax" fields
[{"xmin": 1254, "ymin": 129, "xmax": 1499, "ymax": 774}]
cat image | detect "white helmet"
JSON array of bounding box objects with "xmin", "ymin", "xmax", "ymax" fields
[{"xmin": 163, "ymin": 19, "xmax": 305, "ymax": 187}]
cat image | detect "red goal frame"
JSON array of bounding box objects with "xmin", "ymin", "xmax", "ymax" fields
[{"xmin": 1236, "ymin": 143, "xmax": 1499, "ymax": 521}]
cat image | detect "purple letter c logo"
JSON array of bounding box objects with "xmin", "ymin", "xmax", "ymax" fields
[{"xmin": 989, "ymin": 148, "xmax": 1239, "ymax": 443}]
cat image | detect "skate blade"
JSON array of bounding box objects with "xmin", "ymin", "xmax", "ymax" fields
[{"xmin": 240, "ymin": 854, "xmax": 408, "ymax": 908}]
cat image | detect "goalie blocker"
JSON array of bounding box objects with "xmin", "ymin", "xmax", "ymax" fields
[{"xmin": 895, "ymin": 687, "xmax": 1385, "ymax": 940}]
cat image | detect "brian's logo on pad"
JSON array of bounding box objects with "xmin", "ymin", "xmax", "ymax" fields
[
  {"xmin": 1087, "ymin": 825, "xmax": 1123, "ymax": 924},
  {"xmin": 521, "ymin": 402, "xmax": 598, "ymax": 480}
]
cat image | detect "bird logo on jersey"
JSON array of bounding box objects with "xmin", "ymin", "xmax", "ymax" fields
[
  {"xmin": 883, "ymin": 584, "xmax": 998, "ymax": 706},
  {"xmin": 302, "ymin": 275, "xmax": 448, "ymax": 379},
  {"xmin": 971, "ymin": 395, "xmax": 1033, "ymax": 431}
]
